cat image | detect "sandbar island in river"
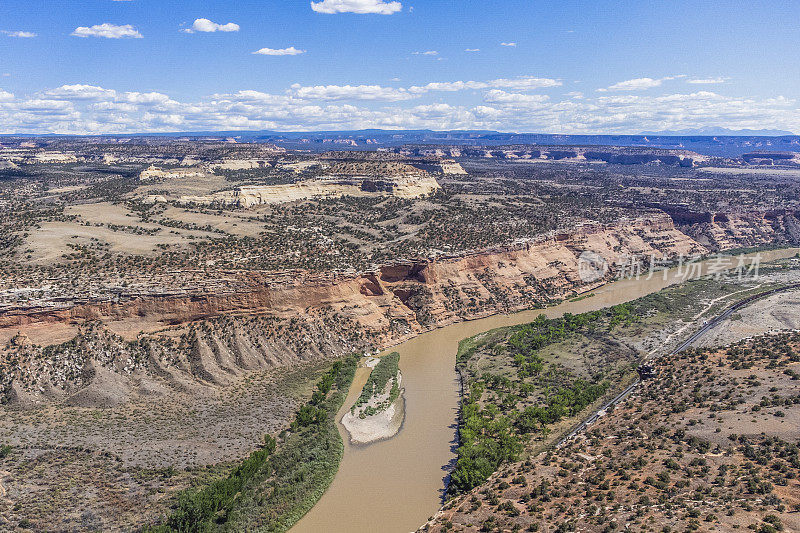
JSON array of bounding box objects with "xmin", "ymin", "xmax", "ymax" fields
[{"xmin": 341, "ymin": 353, "xmax": 405, "ymax": 444}]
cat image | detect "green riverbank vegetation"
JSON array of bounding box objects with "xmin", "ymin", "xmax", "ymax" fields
[
  {"xmin": 351, "ymin": 351, "xmax": 401, "ymax": 418},
  {"xmin": 449, "ymin": 305, "xmax": 636, "ymax": 495},
  {"xmin": 151, "ymin": 354, "xmax": 358, "ymax": 533}
]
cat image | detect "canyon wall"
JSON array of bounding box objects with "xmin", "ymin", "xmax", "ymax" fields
[{"xmin": 1, "ymin": 211, "xmax": 798, "ymax": 406}]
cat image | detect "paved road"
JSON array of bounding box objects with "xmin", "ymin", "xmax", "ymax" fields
[{"xmin": 557, "ymin": 282, "xmax": 800, "ymax": 447}]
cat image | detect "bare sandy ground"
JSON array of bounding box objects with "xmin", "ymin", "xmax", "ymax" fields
[
  {"xmin": 159, "ymin": 206, "xmax": 267, "ymax": 237},
  {"xmin": 341, "ymin": 371, "xmax": 405, "ymax": 445},
  {"xmin": 697, "ymin": 289, "xmax": 800, "ymax": 347}
]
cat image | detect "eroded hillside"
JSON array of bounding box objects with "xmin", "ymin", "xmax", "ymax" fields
[{"xmin": 2, "ymin": 212, "xmax": 798, "ymax": 407}]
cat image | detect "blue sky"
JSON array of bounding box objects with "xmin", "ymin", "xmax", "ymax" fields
[{"xmin": 1, "ymin": 0, "xmax": 799, "ymax": 134}]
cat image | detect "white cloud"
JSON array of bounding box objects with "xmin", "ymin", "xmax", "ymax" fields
[
  {"xmin": 2, "ymin": 31, "xmax": 37, "ymax": 38},
  {"xmin": 409, "ymin": 77, "xmax": 561, "ymax": 94},
  {"xmin": 71, "ymin": 23, "xmax": 142, "ymax": 39},
  {"xmin": 1, "ymin": 81, "xmax": 797, "ymax": 135},
  {"xmin": 500, "ymin": 42, "xmax": 517, "ymax": 47},
  {"xmin": 413, "ymin": 50, "xmax": 439, "ymax": 56},
  {"xmin": 408, "ymin": 81, "xmax": 473, "ymax": 92},
  {"xmin": 283, "ymin": 77, "xmax": 561, "ymax": 103},
  {"xmin": 120, "ymin": 91, "xmax": 173, "ymax": 105},
  {"xmin": 310, "ymin": 0, "xmax": 402, "ymax": 14},
  {"xmin": 598, "ymin": 76, "xmax": 686, "ymax": 92},
  {"xmin": 16, "ymin": 99, "xmax": 74, "ymax": 114},
  {"xmin": 43, "ymin": 84, "xmax": 118, "ymax": 100},
  {"xmin": 601, "ymin": 77, "xmax": 661, "ymax": 91},
  {"xmin": 182, "ymin": 18, "xmax": 240, "ymax": 33},
  {"xmin": 290, "ymin": 83, "xmax": 413, "ymax": 101},
  {"xmin": 412, "ymin": 103, "xmax": 457, "ymax": 116},
  {"xmin": 687, "ymin": 77, "xmax": 729, "ymax": 85},
  {"xmin": 91, "ymin": 101, "xmax": 138, "ymax": 113},
  {"xmin": 491, "ymin": 77, "xmax": 562, "ymax": 91},
  {"xmin": 216, "ymin": 90, "xmax": 292, "ymax": 104},
  {"xmin": 252, "ymin": 46, "xmax": 306, "ymax": 56},
  {"xmin": 483, "ymin": 90, "xmax": 549, "ymax": 105},
  {"xmin": 464, "ymin": 48, "xmax": 480, "ymax": 52}
]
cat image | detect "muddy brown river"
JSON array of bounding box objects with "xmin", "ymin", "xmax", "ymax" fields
[{"xmin": 291, "ymin": 249, "xmax": 798, "ymax": 533}]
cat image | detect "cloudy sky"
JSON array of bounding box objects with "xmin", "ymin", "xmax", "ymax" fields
[{"xmin": 1, "ymin": 0, "xmax": 799, "ymax": 134}]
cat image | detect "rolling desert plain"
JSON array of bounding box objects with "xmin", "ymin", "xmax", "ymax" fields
[{"xmin": 0, "ymin": 133, "xmax": 800, "ymax": 533}]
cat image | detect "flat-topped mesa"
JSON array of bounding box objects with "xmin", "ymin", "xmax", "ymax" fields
[
  {"xmin": 741, "ymin": 151, "xmax": 800, "ymax": 166},
  {"xmin": 390, "ymin": 145, "xmax": 710, "ymax": 167},
  {"xmin": 439, "ymin": 159, "xmax": 467, "ymax": 174},
  {"xmin": 139, "ymin": 165, "xmax": 205, "ymax": 181},
  {"xmin": 206, "ymin": 158, "xmax": 275, "ymax": 171},
  {"xmin": 177, "ymin": 173, "xmax": 441, "ymax": 207}
]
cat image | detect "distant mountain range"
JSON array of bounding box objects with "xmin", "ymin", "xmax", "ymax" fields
[
  {"xmin": 5, "ymin": 129, "xmax": 799, "ymax": 158},
  {"xmin": 639, "ymin": 127, "xmax": 795, "ymax": 136},
  {"xmin": 236, "ymin": 130, "xmax": 799, "ymax": 157},
  {"xmin": 10, "ymin": 127, "xmax": 795, "ymax": 139}
]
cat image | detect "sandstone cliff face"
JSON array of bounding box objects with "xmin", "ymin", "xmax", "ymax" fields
[
  {"xmin": 176, "ymin": 174, "xmax": 441, "ymax": 207},
  {"xmin": 0, "ymin": 212, "xmax": 796, "ymax": 406},
  {"xmin": 680, "ymin": 211, "xmax": 800, "ymax": 251}
]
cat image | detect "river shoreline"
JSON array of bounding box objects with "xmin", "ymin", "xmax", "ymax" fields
[
  {"xmin": 366, "ymin": 247, "xmax": 799, "ymax": 359},
  {"xmin": 290, "ymin": 248, "xmax": 800, "ymax": 533}
]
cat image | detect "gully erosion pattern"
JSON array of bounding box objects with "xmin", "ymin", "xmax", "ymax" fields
[{"xmin": 291, "ymin": 249, "xmax": 799, "ymax": 533}]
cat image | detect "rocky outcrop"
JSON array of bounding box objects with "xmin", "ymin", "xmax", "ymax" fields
[
  {"xmin": 440, "ymin": 159, "xmax": 467, "ymax": 174},
  {"xmin": 176, "ymin": 174, "xmax": 441, "ymax": 207},
  {"xmin": 1, "ymin": 309, "xmax": 371, "ymax": 407},
  {"xmin": 1, "ymin": 213, "xmax": 705, "ymax": 332},
  {"xmin": 741, "ymin": 151, "xmax": 800, "ymax": 166},
  {"xmin": 679, "ymin": 211, "xmax": 799, "ymax": 250},
  {"xmin": 138, "ymin": 165, "xmax": 204, "ymax": 181}
]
